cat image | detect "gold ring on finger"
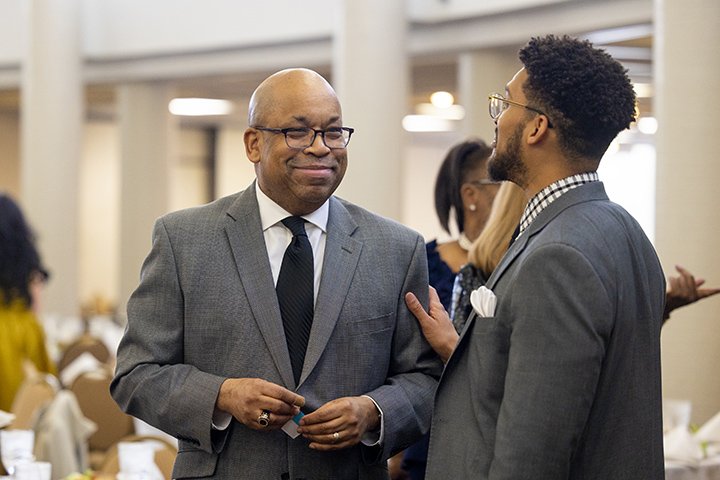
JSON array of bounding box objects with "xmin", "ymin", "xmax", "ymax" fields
[{"xmin": 257, "ymin": 410, "xmax": 270, "ymax": 427}]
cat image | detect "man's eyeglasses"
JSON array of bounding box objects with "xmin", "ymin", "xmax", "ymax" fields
[
  {"xmin": 469, "ymin": 179, "xmax": 501, "ymax": 188},
  {"xmin": 488, "ymin": 93, "xmax": 553, "ymax": 128},
  {"xmin": 252, "ymin": 126, "xmax": 355, "ymax": 149}
]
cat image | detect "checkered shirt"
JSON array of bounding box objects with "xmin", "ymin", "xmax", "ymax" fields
[{"xmin": 517, "ymin": 171, "xmax": 599, "ymax": 237}]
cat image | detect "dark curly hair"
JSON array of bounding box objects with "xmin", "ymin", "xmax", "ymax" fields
[
  {"xmin": 518, "ymin": 35, "xmax": 636, "ymax": 161},
  {"xmin": 434, "ymin": 139, "xmax": 492, "ymax": 234},
  {"xmin": 0, "ymin": 193, "xmax": 48, "ymax": 307}
]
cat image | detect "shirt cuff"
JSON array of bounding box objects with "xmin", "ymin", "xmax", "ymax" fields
[
  {"xmin": 360, "ymin": 395, "xmax": 384, "ymax": 446},
  {"xmin": 212, "ymin": 408, "xmax": 232, "ymax": 430}
]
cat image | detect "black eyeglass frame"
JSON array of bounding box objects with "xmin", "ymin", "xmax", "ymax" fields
[
  {"xmin": 488, "ymin": 93, "xmax": 554, "ymax": 128},
  {"xmin": 251, "ymin": 126, "xmax": 355, "ymax": 149}
]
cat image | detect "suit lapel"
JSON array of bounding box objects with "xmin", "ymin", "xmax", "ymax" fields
[
  {"xmin": 299, "ymin": 197, "xmax": 361, "ymax": 386},
  {"xmin": 486, "ymin": 181, "xmax": 609, "ymax": 291},
  {"xmin": 451, "ymin": 228, "xmax": 532, "ymax": 363},
  {"xmin": 485, "ymin": 226, "xmax": 532, "ymax": 290},
  {"xmin": 224, "ymin": 184, "xmax": 295, "ymax": 389}
]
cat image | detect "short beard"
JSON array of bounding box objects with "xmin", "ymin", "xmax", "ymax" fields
[{"xmin": 488, "ymin": 122, "xmax": 527, "ymax": 186}]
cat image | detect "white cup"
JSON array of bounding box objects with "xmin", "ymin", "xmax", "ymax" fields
[
  {"xmin": 12, "ymin": 461, "xmax": 51, "ymax": 480},
  {"xmin": 0, "ymin": 429, "xmax": 35, "ymax": 475}
]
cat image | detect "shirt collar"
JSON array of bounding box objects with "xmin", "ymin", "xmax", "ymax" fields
[
  {"xmin": 255, "ymin": 181, "xmax": 329, "ymax": 233},
  {"xmin": 518, "ymin": 171, "xmax": 599, "ymax": 236}
]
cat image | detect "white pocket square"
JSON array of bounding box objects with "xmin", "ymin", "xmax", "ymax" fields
[{"xmin": 470, "ymin": 286, "xmax": 497, "ymax": 317}]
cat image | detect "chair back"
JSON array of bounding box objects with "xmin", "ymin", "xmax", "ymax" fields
[
  {"xmin": 10, "ymin": 371, "xmax": 57, "ymax": 429},
  {"xmin": 57, "ymin": 334, "xmax": 110, "ymax": 374},
  {"xmin": 70, "ymin": 369, "xmax": 134, "ymax": 452}
]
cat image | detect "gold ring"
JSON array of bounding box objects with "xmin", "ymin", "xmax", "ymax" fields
[
  {"xmin": 333, "ymin": 431, "xmax": 340, "ymax": 442},
  {"xmin": 257, "ymin": 410, "xmax": 270, "ymax": 427}
]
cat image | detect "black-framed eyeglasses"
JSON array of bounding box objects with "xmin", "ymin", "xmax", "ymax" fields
[
  {"xmin": 488, "ymin": 93, "xmax": 553, "ymax": 128},
  {"xmin": 252, "ymin": 126, "xmax": 355, "ymax": 149}
]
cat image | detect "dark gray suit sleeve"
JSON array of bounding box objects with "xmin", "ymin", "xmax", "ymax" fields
[
  {"xmin": 489, "ymin": 243, "xmax": 613, "ymax": 479},
  {"xmin": 110, "ymin": 218, "xmax": 227, "ymax": 454},
  {"xmin": 362, "ymin": 234, "xmax": 443, "ymax": 462}
]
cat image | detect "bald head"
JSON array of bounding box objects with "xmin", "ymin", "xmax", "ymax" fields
[
  {"xmin": 243, "ymin": 68, "xmax": 348, "ymax": 215},
  {"xmin": 248, "ymin": 68, "xmax": 339, "ymax": 126}
]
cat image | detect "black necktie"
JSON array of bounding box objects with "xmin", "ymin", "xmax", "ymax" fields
[{"xmin": 276, "ymin": 216, "xmax": 314, "ymax": 384}]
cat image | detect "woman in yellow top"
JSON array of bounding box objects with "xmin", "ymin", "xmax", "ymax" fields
[{"xmin": 0, "ymin": 193, "xmax": 56, "ymax": 412}]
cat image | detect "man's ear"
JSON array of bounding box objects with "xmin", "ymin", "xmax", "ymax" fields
[
  {"xmin": 526, "ymin": 115, "xmax": 551, "ymax": 145},
  {"xmin": 244, "ymin": 128, "xmax": 261, "ymax": 164}
]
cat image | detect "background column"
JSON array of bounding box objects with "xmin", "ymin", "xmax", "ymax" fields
[
  {"xmin": 332, "ymin": 0, "xmax": 407, "ymax": 220},
  {"xmin": 654, "ymin": 0, "xmax": 720, "ymax": 423},
  {"xmin": 117, "ymin": 83, "xmax": 176, "ymax": 316},
  {"xmin": 20, "ymin": 0, "xmax": 83, "ymax": 317},
  {"xmin": 458, "ymin": 49, "xmax": 520, "ymax": 143}
]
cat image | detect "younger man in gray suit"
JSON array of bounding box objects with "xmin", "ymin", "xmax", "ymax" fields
[
  {"xmin": 407, "ymin": 35, "xmax": 666, "ymax": 479},
  {"xmin": 111, "ymin": 68, "xmax": 441, "ymax": 479}
]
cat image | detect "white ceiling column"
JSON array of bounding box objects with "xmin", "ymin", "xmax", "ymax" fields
[
  {"xmin": 654, "ymin": 0, "xmax": 720, "ymax": 424},
  {"xmin": 332, "ymin": 0, "xmax": 408, "ymax": 220},
  {"xmin": 117, "ymin": 83, "xmax": 177, "ymax": 315},
  {"xmin": 20, "ymin": 0, "xmax": 83, "ymax": 317}
]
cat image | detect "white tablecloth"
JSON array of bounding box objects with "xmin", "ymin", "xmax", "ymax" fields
[{"xmin": 666, "ymin": 457, "xmax": 720, "ymax": 480}]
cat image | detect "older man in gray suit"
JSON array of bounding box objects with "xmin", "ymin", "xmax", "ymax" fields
[
  {"xmin": 407, "ymin": 36, "xmax": 666, "ymax": 479},
  {"xmin": 111, "ymin": 68, "xmax": 441, "ymax": 479}
]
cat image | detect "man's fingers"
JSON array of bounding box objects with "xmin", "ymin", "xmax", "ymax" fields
[
  {"xmin": 698, "ymin": 287, "xmax": 720, "ymax": 299},
  {"xmin": 260, "ymin": 396, "xmax": 301, "ymax": 416},
  {"xmin": 300, "ymin": 400, "xmax": 342, "ymax": 426},
  {"xmin": 262, "ymin": 381, "xmax": 305, "ymax": 408},
  {"xmin": 405, "ymin": 292, "xmax": 431, "ymax": 322},
  {"xmin": 673, "ymin": 265, "xmax": 696, "ymax": 293},
  {"xmin": 428, "ymin": 286, "xmax": 441, "ymax": 305},
  {"xmin": 297, "ymin": 417, "xmax": 344, "ymax": 436},
  {"xmin": 309, "ymin": 438, "xmax": 352, "ymax": 451},
  {"xmin": 675, "ymin": 264, "xmax": 691, "ymax": 276}
]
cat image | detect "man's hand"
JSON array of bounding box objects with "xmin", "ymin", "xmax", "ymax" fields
[
  {"xmin": 405, "ymin": 286, "xmax": 458, "ymax": 363},
  {"xmin": 298, "ymin": 396, "xmax": 380, "ymax": 450},
  {"xmin": 216, "ymin": 378, "xmax": 304, "ymax": 430},
  {"xmin": 665, "ymin": 265, "xmax": 720, "ymax": 319}
]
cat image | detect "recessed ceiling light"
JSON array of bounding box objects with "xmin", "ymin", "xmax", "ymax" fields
[
  {"xmin": 430, "ymin": 91, "xmax": 454, "ymax": 109},
  {"xmin": 633, "ymin": 83, "xmax": 653, "ymax": 98},
  {"xmin": 402, "ymin": 114, "xmax": 455, "ymax": 132},
  {"xmin": 168, "ymin": 98, "xmax": 233, "ymax": 116},
  {"xmin": 416, "ymin": 103, "xmax": 465, "ymax": 120},
  {"xmin": 637, "ymin": 116, "xmax": 658, "ymax": 135}
]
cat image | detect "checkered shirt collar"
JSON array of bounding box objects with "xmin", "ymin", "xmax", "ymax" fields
[{"xmin": 517, "ymin": 172, "xmax": 599, "ymax": 237}]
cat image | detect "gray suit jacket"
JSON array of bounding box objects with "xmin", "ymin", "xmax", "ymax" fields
[
  {"xmin": 426, "ymin": 182, "xmax": 666, "ymax": 480},
  {"xmin": 111, "ymin": 183, "xmax": 442, "ymax": 480}
]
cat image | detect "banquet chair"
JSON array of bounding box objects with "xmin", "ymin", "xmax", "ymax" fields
[
  {"xmin": 69, "ymin": 368, "xmax": 135, "ymax": 469},
  {"xmin": 98, "ymin": 434, "xmax": 178, "ymax": 480},
  {"xmin": 57, "ymin": 333, "xmax": 111, "ymax": 374},
  {"xmin": 9, "ymin": 363, "xmax": 58, "ymax": 429}
]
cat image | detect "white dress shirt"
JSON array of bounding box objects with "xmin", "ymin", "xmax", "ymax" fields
[{"xmin": 255, "ymin": 183, "xmax": 328, "ymax": 300}]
